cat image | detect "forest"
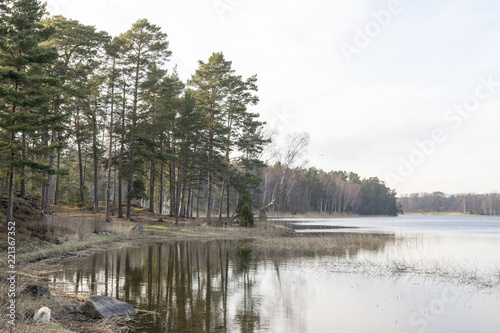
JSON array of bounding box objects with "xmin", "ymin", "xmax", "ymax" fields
[
  {"xmin": 398, "ymin": 192, "xmax": 500, "ymax": 215},
  {"xmin": 0, "ymin": 0, "xmax": 399, "ymax": 227}
]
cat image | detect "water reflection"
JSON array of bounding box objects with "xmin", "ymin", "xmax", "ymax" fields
[
  {"xmin": 48, "ymin": 231, "xmax": 500, "ymax": 332},
  {"xmin": 49, "ymin": 235, "xmax": 394, "ymax": 332}
]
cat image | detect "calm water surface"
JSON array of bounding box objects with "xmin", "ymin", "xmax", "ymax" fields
[{"xmin": 47, "ymin": 215, "xmax": 500, "ymax": 332}]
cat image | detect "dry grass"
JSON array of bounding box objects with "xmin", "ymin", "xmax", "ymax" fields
[
  {"xmin": 16, "ymin": 234, "xmax": 118, "ymax": 263},
  {"xmin": 384, "ymin": 257, "xmax": 500, "ymax": 288},
  {"xmin": 0, "ymin": 271, "xmax": 70, "ymax": 333},
  {"xmin": 244, "ymin": 232, "xmax": 396, "ymax": 258},
  {"xmin": 265, "ymin": 211, "xmax": 362, "ymax": 218},
  {"xmin": 0, "ymin": 266, "xmax": 131, "ymax": 333}
]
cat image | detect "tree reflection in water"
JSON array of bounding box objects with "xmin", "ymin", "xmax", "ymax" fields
[{"xmin": 49, "ymin": 234, "xmax": 394, "ymax": 332}]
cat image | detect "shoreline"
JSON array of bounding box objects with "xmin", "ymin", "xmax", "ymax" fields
[
  {"xmin": 3, "ymin": 207, "xmax": 498, "ymax": 332},
  {"xmin": 4, "ymin": 220, "xmax": 292, "ymax": 333},
  {"xmin": 0, "ymin": 202, "xmax": 297, "ymax": 333}
]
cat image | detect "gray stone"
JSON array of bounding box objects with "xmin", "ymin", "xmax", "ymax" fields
[
  {"xmin": 78, "ymin": 296, "xmax": 137, "ymax": 319},
  {"xmin": 129, "ymin": 224, "xmax": 144, "ymax": 232},
  {"xmin": 22, "ymin": 285, "xmax": 51, "ymax": 298}
]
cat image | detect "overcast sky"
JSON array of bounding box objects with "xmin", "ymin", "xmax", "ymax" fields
[{"xmin": 45, "ymin": 0, "xmax": 500, "ymax": 195}]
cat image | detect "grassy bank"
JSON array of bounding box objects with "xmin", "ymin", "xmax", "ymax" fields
[
  {"xmin": 0, "ymin": 202, "xmax": 292, "ymax": 332},
  {"xmin": 1, "ymin": 202, "xmax": 290, "ymax": 266}
]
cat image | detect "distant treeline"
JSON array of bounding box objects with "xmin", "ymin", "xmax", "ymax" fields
[
  {"xmin": 398, "ymin": 192, "xmax": 500, "ymax": 215},
  {"xmin": 255, "ymin": 166, "xmax": 400, "ymax": 216}
]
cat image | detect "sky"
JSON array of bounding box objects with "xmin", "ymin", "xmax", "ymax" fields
[{"xmin": 44, "ymin": 0, "xmax": 500, "ymax": 195}]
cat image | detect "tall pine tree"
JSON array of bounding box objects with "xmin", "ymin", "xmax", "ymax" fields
[
  {"xmin": 120, "ymin": 19, "xmax": 171, "ymax": 220},
  {"xmin": 0, "ymin": 0, "xmax": 58, "ymax": 224}
]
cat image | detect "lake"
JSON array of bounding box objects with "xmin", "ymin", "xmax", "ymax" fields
[{"xmin": 47, "ymin": 215, "xmax": 500, "ymax": 332}]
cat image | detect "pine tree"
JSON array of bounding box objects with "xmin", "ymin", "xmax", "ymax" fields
[
  {"xmin": 42, "ymin": 15, "xmax": 109, "ymax": 212},
  {"xmin": 189, "ymin": 53, "xmax": 234, "ymax": 224},
  {"xmin": 155, "ymin": 69, "xmax": 184, "ymax": 216},
  {"xmin": 172, "ymin": 91, "xmax": 206, "ymax": 224},
  {"xmin": 0, "ymin": 0, "xmax": 59, "ymax": 224},
  {"xmin": 139, "ymin": 61, "xmax": 166, "ymax": 213},
  {"xmin": 189, "ymin": 52, "xmax": 263, "ymax": 223},
  {"xmin": 120, "ymin": 19, "xmax": 171, "ymax": 220},
  {"xmin": 104, "ymin": 37, "xmax": 124, "ymax": 222}
]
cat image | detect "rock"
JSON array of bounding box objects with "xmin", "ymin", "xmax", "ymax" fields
[
  {"xmin": 62, "ymin": 252, "xmax": 74, "ymax": 258},
  {"xmin": 129, "ymin": 224, "xmax": 144, "ymax": 232},
  {"xmin": 34, "ymin": 307, "xmax": 51, "ymax": 323},
  {"xmin": 78, "ymin": 296, "xmax": 137, "ymax": 319},
  {"xmin": 22, "ymin": 285, "xmax": 51, "ymax": 298},
  {"xmin": 158, "ymin": 218, "xmax": 164, "ymax": 223}
]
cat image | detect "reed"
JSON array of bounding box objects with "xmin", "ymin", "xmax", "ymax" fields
[{"xmin": 246, "ymin": 233, "xmax": 397, "ymax": 259}]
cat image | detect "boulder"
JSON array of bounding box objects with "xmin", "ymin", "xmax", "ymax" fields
[
  {"xmin": 22, "ymin": 285, "xmax": 51, "ymax": 298},
  {"xmin": 129, "ymin": 224, "xmax": 144, "ymax": 232},
  {"xmin": 78, "ymin": 296, "xmax": 137, "ymax": 319},
  {"xmin": 34, "ymin": 307, "xmax": 51, "ymax": 323}
]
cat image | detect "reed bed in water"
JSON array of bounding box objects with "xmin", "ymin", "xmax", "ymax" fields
[{"xmin": 243, "ymin": 232, "xmax": 398, "ymax": 258}]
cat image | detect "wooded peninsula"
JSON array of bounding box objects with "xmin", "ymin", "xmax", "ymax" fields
[{"xmin": 1, "ymin": 0, "xmax": 400, "ymax": 227}]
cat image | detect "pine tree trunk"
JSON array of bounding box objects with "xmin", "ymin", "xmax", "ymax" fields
[
  {"xmin": 76, "ymin": 107, "xmax": 85, "ymax": 205},
  {"xmin": 175, "ymin": 167, "xmax": 182, "ymax": 225},
  {"xmin": 169, "ymin": 162, "xmax": 175, "ymax": 217},
  {"xmin": 45, "ymin": 117, "xmax": 58, "ymax": 214},
  {"xmin": 186, "ymin": 181, "xmax": 192, "ymax": 219},
  {"xmin": 226, "ymin": 175, "xmax": 230, "ymax": 218},
  {"xmin": 196, "ymin": 177, "xmax": 201, "ymax": 219},
  {"xmin": 113, "ymin": 169, "xmax": 116, "ymax": 204},
  {"xmin": 40, "ymin": 181, "xmax": 45, "ymax": 214},
  {"xmin": 83, "ymin": 146, "xmax": 88, "ymax": 190},
  {"xmin": 206, "ymin": 111, "xmax": 215, "ymax": 224},
  {"xmin": 6, "ymin": 126, "xmax": 15, "ymax": 224},
  {"xmin": 126, "ymin": 51, "xmax": 141, "ymax": 221},
  {"xmin": 149, "ymin": 161, "xmax": 155, "ymax": 212},
  {"xmin": 45, "ymin": 95, "xmax": 61, "ymax": 213},
  {"xmin": 44, "ymin": 181, "xmax": 50, "ymax": 214},
  {"xmin": 118, "ymin": 84, "xmax": 125, "ymax": 219},
  {"xmin": 105, "ymin": 61, "xmax": 115, "ymax": 222},
  {"xmin": 20, "ymin": 131, "xmax": 26, "ymax": 199},
  {"xmin": 6, "ymin": 70, "xmax": 18, "ymax": 225},
  {"xmin": 55, "ymin": 147, "xmax": 61, "ymax": 204},
  {"xmin": 179, "ymin": 177, "xmax": 186, "ymax": 219},
  {"xmin": 92, "ymin": 111, "xmax": 99, "ymax": 213},
  {"xmin": 158, "ymin": 164, "xmax": 163, "ymax": 215},
  {"xmin": 41, "ymin": 132, "xmax": 50, "ymax": 213},
  {"xmin": 206, "ymin": 171, "xmax": 213, "ymax": 224},
  {"xmin": 126, "ymin": 160, "xmax": 133, "ymax": 220},
  {"xmin": 218, "ymin": 176, "xmax": 225, "ymax": 222}
]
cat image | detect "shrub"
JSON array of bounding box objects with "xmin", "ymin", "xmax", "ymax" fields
[
  {"xmin": 67, "ymin": 186, "xmax": 90, "ymax": 207},
  {"xmin": 240, "ymin": 203, "xmax": 254, "ymax": 227}
]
